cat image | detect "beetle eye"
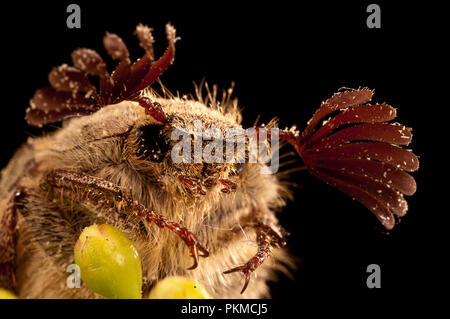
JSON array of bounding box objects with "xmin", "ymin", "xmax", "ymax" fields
[
  {"xmin": 135, "ymin": 124, "xmax": 168, "ymax": 162},
  {"xmin": 233, "ymin": 162, "xmax": 247, "ymax": 176}
]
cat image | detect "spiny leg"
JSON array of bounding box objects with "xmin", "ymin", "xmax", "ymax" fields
[
  {"xmin": 43, "ymin": 169, "xmax": 209, "ymax": 269},
  {"xmin": 223, "ymin": 222, "xmax": 287, "ymax": 294},
  {"xmin": 0, "ymin": 189, "xmax": 26, "ymax": 291}
]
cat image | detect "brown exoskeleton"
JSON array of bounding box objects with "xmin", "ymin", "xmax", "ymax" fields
[{"xmin": 0, "ymin": 23, "xmax": 418, "ymax": 298}]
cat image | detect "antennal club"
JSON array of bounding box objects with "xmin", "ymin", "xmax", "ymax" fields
[{"xmin": 26, "ymin": 23, "xmax": 177, "ymax": 127}]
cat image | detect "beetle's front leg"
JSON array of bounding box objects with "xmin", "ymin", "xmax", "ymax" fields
[
  {"xmin": 43, "ymin": 169, "xmax": 209, "ymax": 269},
  {"xmin": 0, "ymin": 188, "xmax": 26, "ymax": 291},
  {"xmin": 223, "ymin": 222, "xmax": 287, "ymax": 294}
]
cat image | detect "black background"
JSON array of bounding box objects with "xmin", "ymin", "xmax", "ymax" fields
[{"xmin": 0, "ymin": 0, "xmax": 443, "ymax": 309}]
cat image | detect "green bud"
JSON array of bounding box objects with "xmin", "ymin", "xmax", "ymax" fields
[
  {"xmin": 0, "ymin": 288, "xmax": 18, "ymax": 299},
  {"xmin": 74, "ymin": 224, "xmax": 142, "ymax": 299},
  {"xmin": 148, "ymin": 276, "xmax": 212, "ymax": 299}
]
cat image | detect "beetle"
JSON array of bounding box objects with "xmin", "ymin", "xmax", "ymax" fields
[{"xmin": 0, "ymin": 23, "xmax": 418, "ymax": 298}]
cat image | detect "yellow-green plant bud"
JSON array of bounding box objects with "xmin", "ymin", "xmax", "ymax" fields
[
  {"xmin": 148, "ymin": 276, "xmax": 212, "ymax": 299},
  {"xmin": 0, "ymin": 288, "xmax": 18, "ymax": 299},
  {"xmin": 74, "ymin": 224, "xmax": 142, "ymax": 299}
]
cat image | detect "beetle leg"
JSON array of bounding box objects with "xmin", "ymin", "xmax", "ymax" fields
[
  {"xmin": 0, "ymin": 188, "xmax": 26, "ymax": 292},
  {"xmin": 43, "ymin": 169, "xmax": 209, "ymax": 270},
  {"xmin": 223, "ymin": 222, "xmax": 287, "ymax": 294}
]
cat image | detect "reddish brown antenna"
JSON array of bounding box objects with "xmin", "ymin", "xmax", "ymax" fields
[
  {"xmin": 26, "ymin": 23, "xmax": 177, "ymax": 127},
  {"xmin": 274, "ymin": 88, "xmax": 419, "ymax": 230}
]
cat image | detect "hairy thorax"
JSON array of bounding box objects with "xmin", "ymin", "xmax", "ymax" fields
[{"xmin": 0, "ymin": 96, "xmax": 292, "ymax": 299}]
